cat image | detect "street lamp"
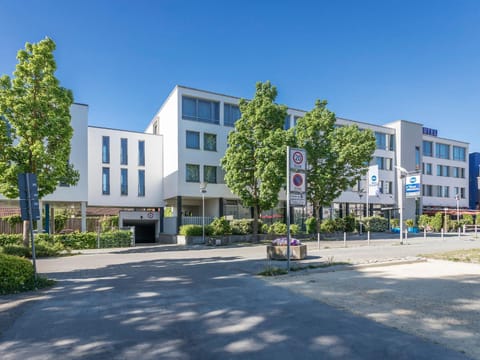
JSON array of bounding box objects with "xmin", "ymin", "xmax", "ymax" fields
[
  {"xmin": 200, "ymin": 182, "xmax": 208, "ymax": 243},
  {"xmin": 455, "ymin": 193, "xmax": 460, "ymax": 225},
  {"xmin": 395, "ymin": 165, "xmax": 408, "ymax": 244}
]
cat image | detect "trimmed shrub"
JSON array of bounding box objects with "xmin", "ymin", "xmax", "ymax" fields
[
  {"xmin": 0, "ymin": 253, "xmax": 35, "ymax": 294},
  {"xmin": 305, "ymin": 217, "xmax": 317, "ymax": 234},
  {"xmin": 268, "ymin": 222, "xmax": 287, "ymax": 235},
  {"xmin": 418, "ymin": 214, "xmax": 431, "ymax": 230},
  {"xmin": 335, "ymin": 215, "xmax": 356, "ymax": 232},
  {"xmin": 0, "ymin": 234, "xmax": 22, "ymax": 247},
  {"xmin": 179, "ymin": 224, "xmax": 212, "ymax": 237},
  {"xmin": 55, "ymin": 232, "xmax": 97, "ymax": 249},
  {"xmin": 365, "ymin": 216, "xmax": 389, "ymax": 232},
  {"xmin": 210, "ymin": 217, "xmax": 232, "ymax": 236},
  {"xmin": 2, "ymin": 215, "xmax": 23, "ymax": 227},
  {"xmin": 2, "ymin": 245, "xmax": 31, "ymax": 258},
  {"xmin": 320, "ymin": 219, "xmax": 336, "ymax": 233},
  {"xmin": 463, "ymin": 214, "xmax": 474, "ymax": 225},
  {"xmin": 431, "ymin": 212, "xmax": 444, "ymax": 232},
  {"xmin": 230, "ymin": 219, "xmax": 265, "ymax": 235},
  {"xmin": 289, "ymin": 224, "xmax": 300, "ymax": 235},
  {"xmin": 98, "ymin": 231, "xmax": 131, "ymax": 248}
]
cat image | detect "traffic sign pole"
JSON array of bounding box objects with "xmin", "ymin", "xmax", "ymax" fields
[
  {"xmin": 25, "ymin": 174, "xmax": 37, "ymax": 284},
  {"xmin": 286, "ymin": 146, "xmax": 291, "ymax": 272}
]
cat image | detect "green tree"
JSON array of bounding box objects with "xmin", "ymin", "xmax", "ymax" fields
[
  {"xmin": 221, "ymin": 81, "xmax": 289, "ymax": 238},
  {"xmin": 0, "ymin": 38, "xmax": 79, "ymax": 246},
  {"xmin": 294, "ymin": 100, "xmax": 376, "ymax": 235}
]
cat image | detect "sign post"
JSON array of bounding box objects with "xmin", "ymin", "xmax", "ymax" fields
[
  {"xmin": 405, "ymin": 175, "xmax": 421, "ymax": 198},
  {"xmin": 18, "ymin": 173, "xmax": 40, "ymax": 283},
  {"xmin": 286, "ymin": 147, "xmax": 307, "ymax": 272}
]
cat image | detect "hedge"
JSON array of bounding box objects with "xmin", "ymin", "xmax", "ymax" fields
[{"xmin": 0, "ymin": 253, "xmax": 35, "ymax": 294}]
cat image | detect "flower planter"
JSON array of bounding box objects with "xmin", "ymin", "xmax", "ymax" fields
[{"xmin": 266, "ymin": 244, "xmax": 307, "ymax": 260}]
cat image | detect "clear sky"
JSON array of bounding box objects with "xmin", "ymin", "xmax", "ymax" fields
[{"xmin": 1, "ymin": 0, "xmax": 479, "ymax": 151}]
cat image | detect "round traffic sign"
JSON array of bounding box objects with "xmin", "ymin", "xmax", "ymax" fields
[
  {"xmin": 371, "ymin": 175, "xmax": 377, "ymax": 182},
  {"xmin": 292, "ymin": 151, "xmax": 304, "ymax": 165},
  {"xmin": 293, "ymin": 173, "xmax": 304, "ymax": 187}
]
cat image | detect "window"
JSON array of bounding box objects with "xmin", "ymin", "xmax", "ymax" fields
[
  {"xmin": 443, "ymin": 186, "xmax": 449, "ymax": 198},
  {"xmin": 294, "ymin": 116, "xmax": 302, "ymax": 126},
  {"xmin": 435, "ymin": 143, "xmax": 450, "ymax": 159},
  {"xmin": 426, "ymin": 163, "xmax": 432, "ymax": 175},
  {"xmin": 283, "ymin": 115, "xmax": 291, "ymax": 130},
  {"xmin": 204, "ymin": 133, "xmax": 217, "ymax": 151},
  {"xmin": 138, "ymin": 141, "xmax": 145, "ymax": 166},
  {"xmin": 422, "ymin": 141, "xmax": 433, "ymax": 157},
  {"xmin": 385, "ymin": 158, "xmax": 393, "ymax": 170},
  {"xmin": 120, "ymin": 138, "xmax": 128, "ymax": 165},
  {"xmin": 224, "ymin": 103, "xmax": 241, "ymax": 127},
  {"xmin": 415, "ymin": 146, "xmax": 421, "ymax": 170},
  {"xmin": 423, "ymin": 184, "xmax": 433, "ymax": 197},
  {"xmin": 376, "ymin": 157, "xmax": 385, "ymax": 170},
  {"xmin": 138, "ymin": 170, "xmax": 145, "ymax": 197},
  {"xmin": 121, "ymin": 169, "xmax": 128, "ymax": 195},
  {"xmin": 102, "ymin": 167, "xmax": 110, "ymax": 195},
  {"xmin": 389, "ymin": 134, "xmax": 395, "ymax": 151},
  {"xmin": 204, "ymin": 165, "xmax": 217, "ymax": 183},
  {"xmin": 186, "ymin": 131, "xmax": 200, "ymax": 149},
  {"xmin": 461, "ymin": 168, "xmax": 465, "ymax": 178},
  {"xmin": 186, "ymin": 164, "xmax": 200, "ymax": 182},
  {"xmin": 453, "ymin": 167, "xmax": 459, "ymax": 178},
  {"xmin": 436, "ymin": 185, "xmax": 443, "ymax": 197},
  {"xmin": 454, "ymin": 187, "xmax": 459, "ymax": 197},
  {"xmin": 102, "ymin": 136, "xmax": 110, "ymax": 164},
  {"xmin": 437, "ymin": 165, "xmax": 449, "ymax": 177},
  {"xmin": 182, "ymin": 96, "xmax": 219, "ymax": 124},
  {"xmin": 461, "ymin": 187, "xmax": 466, "ymax": 199},
  {"xmin": 375, "ymin": 132, "xmax": 387, "ymax": 150},
  {"xmin": 453, "ymin": 146, "xmax": 466, "ymax": 161},
  {"xmin": 385, "ymin": 181, "xmax": 393, "ymax": 194}
]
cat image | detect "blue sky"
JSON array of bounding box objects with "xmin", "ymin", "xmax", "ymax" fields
[{"xmin": 1, "ymin": 0, "xmax": 479, "ymax": 151}]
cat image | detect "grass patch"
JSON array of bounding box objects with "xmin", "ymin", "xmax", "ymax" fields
[
  {"xmin": 258, "ymin": 266, "xmax": 288, "ymax": 276},
  {"xmin": 421, "ymin": 248, "xmax": 480, "ymax": 263},
  {"xmin": 258, "ymin": 260, "xmax": 351, "ymax": 276}
]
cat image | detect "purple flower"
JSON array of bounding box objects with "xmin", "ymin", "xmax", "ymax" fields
[{"xmin": 272, "ymin": 237, "xmax": 301, "ymax": 246}]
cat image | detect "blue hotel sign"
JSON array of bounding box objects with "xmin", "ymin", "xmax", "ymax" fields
[{"xmin": 422, "ymin": 127, "xmax": 438, "ymax": 137}]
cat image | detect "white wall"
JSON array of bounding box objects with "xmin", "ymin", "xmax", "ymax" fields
[{"xmin": 87, "ymin": 126, "xmax": 164, "ymax": 208}]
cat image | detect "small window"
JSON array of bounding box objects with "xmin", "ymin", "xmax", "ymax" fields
[
  {"xmin": 204, "ymin": 133, "xmax": 217, "ymax": 151},
  {"xmin": 283, "ymin": 115, "xmax": 291, "ymax": 130},
  {"xmin": 426, "ymin": 163, "xmax": 432, "ymax": 175},
  {"xmin": 204, "ymin": 165, "xmax": 217, "ymax": 184},
  {"xmin": 138, "ymin": 170, "xmax": 145, "ymax": 197},
  {"xmin": 186, "ymin": 164, "xmax": 200, "ymax": 182},
  {"xmin": 376, "ymin": 157, "xmax": 385, "ymax": 170},
  {"xmin": 422, "ymin": 141, "xmax": 433, "ymax": 157},
  {"xmin": 415, "ymin": 146, "xmax": 421, "ymax": 170},
  {"xmin": 389, "ymin": 135, "xmax": 395, "ymax": 151},
  {"xmin": 224, "ymin": 103, "xmax": 241, "ymax": 127},
  {"xmin": 121, "ymin": 168, "xmax": 128, "ymax": 195},
  {"xmin": 102, "ymin": 136, "xmax": 110, "ymax": 164},
  {"xmin": 375, "ymin": 132, "xmax": 387, "ymax": 150},
  {"xmin": 120, "ymin": 138, "xmax": 128, "ymax": 165},
  {"xmin": 186, "ymin": 131, "xmax": 200, "ymax": 149},
  {"xmin": 138, "ymin": 140, "xmax": 145, "ymax": 166},
  {"xmin": 102, "ymin": 167, "xmax": 110, "ymax": 195}
]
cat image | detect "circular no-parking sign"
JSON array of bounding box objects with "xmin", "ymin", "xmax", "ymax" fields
[{"xmin": 293, "ymin": 173, "xmax": 304, "ymax": 187}]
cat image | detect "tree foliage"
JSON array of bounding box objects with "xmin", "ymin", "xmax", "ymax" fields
[
  {"xmin": 221, "ymin": 81, "xmax": 290, "ymax": 236},
  {"xmin": 294, "ymin": 100, "xmax": 376, "ymax": 232},
  {"xmin": 0, "ymin": 37, "xmax": 79, "ymax": 199}
]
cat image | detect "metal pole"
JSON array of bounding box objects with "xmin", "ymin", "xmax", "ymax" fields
[
  {"xmin": 344, "ymin": 232, "xmax": 347, "ymax": 247},
  {"xmin": 399, "ymin": 175, "xmax": 404, "ymax": 244},
  {"xmin": 424, "ymin": 228, "xmax": 426, "ymax": 240},
  {"xmin": 367, "ymin": 231, "xmax": 370, "ymax": 246},
  {"xmin": 286, "ymin": 146, "xmax": 291, "ymax": 272},
  {"xmin": 202, "ymin": 191, "xmax": 205, "ymax": 244},
  {"xmin": 441, "ymin": 228, "xmax": 444, "ymax": 241},
  {"xmin": 25, "ymin": 175, "xmax": 37, "ymax": 284}
]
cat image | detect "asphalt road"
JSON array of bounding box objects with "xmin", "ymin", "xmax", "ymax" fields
[{"xmin": 0, "ymin": 235, "xmax": 477, "ymax": 359}]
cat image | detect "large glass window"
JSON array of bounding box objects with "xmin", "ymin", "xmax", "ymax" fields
[
  {"xmin": 102, "ymin": 136, "xmax": 110, "ymax": 164},
  {"xmin": 186, "ymin": 131, "xmax": 200, "ymax": 149},
  {"xmin": 376, "ymin": 157, "xmax": 385, "ymax": 170},
  {"xmin": 120, "ymin": 138, "xmax": 128, "ymax": 165},
  {"xmin": 415, "ymin": 146, "xmax": 421, "ymax": 170},
  {"xmin": 138, "ymin": 170, "xmax": 145, "ymax": 197},
  {"xmin": 453, "ymin": 146, "xmax": 466, "ymax": 161},
  {"xmin": 443, "ymin": 186, "xmax": 449, "ymax": 198},
  {"xmin": 204, "ymin": 165, "xmax": 217, "ymax": 184},
  {"xmin": 138, "ymin": 140, "xmax": 145, "ymax": 166},
  {"xmin": 375, "ymin": 132, "xmax": 387, "ymax": 150},
  {"xmin": 182, "ymin": 96, "xmax": 219, "ymax": 124},
  {"xmin": 422, "ymin": 141, "xmax": 433, "ymax": 157},
  {"xmin": 436, "ymin": 185, "xmax": 443, "ymax": 197},
  {"xmin": 121, "ymin": 168, "xmax": 128, "ymax": 195},
  {"xmin": 283, "ymin": 115, "xmax": 291, "ymax": 130},
  {"xmin": 186, "ymin": 164, "xmax": 200, "ymax": 182},
  {"xmin": 102, "ymin": 167, "xmax": 110, "ymax": 195},
  {"xmin": 204, "ymin": 133, "xmax": 217, "ymax": 151},
  {"xmin": 435, "ymin": 143, "xmax": 450, "ymax": 159},
  {"xmin": 426, "ymin": 163, "xmax": 432, "ymax": 175},
  {"xmin": 224, "ymin": 103, "xmax": 241, "ymax": 127}
]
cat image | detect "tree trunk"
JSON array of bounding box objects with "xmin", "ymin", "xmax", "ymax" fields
[
  {"xmin": 22, "ymin": 220, "xmax": 30, "ymax": 247},
  {"xmin": 252, "ymin": 205, "xmax": 260, "ymax": 242},
  {"xmin": 315, "ymin": 204, "xmax": 321, "ymax": 243}
]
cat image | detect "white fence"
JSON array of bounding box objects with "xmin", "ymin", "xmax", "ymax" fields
[{"xmin": 162, "ymin": 216, "xmax": 216, "ymax": 235}]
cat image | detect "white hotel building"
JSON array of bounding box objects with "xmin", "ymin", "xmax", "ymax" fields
[{"xmin": 0, "ymin": 85, "xmax": 470, "ymax": 242}]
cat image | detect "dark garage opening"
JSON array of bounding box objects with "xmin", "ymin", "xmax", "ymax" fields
[{"xmin": 123, "ymin": 220, "xmax": 156, "ymax": 244}]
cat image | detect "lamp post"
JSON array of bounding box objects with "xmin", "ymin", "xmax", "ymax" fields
[
  {"xmin": 200, "ymin": 182, "xmax": 208, "ymax": 243},
  {"xmin": 395, "ymin": 165, "xmax": 408, "ymax": 245},
  {"xmin": 455, "ymin": 193, "xmax": 460, "ymax": 223}
]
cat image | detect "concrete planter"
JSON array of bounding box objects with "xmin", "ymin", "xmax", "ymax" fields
[{"xmin": 266, "ymin": 244, "xmax": 307, "ymax": 260}]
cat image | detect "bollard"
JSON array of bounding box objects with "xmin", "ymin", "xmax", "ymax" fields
[
  {"xmin": 344, "ymin": 232, "xmax": 347, "ymax": 248},
  {"xmin": 367, "ymin": 231, "xmax": 370, "ymax": 246},
  {"xmin": 475, "ymin": 225, "xmax": 478, "ymax": 239},
  {"xmin": 404, "ymin": 229, "xmax": 408, "ymax": 244},
  {"xmin": 424, "ymin": 228, "xmax": 426, "ymax": 240},
  {"xmin": 441, "ymin": 228, "xmax": 444, "ymax": 241},
  {"xmin": 458, "ymin": 228, "xmax": 461, "ymax": 240}
]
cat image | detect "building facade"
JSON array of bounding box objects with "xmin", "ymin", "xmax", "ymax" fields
[{"xmin": 0, "ymin": 85, "xmax": 472, "ymax": 240}]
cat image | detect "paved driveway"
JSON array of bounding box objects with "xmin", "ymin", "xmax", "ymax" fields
[{"xmin": 0, "ymin": 239, "xmax": 476, "ymax": 359}]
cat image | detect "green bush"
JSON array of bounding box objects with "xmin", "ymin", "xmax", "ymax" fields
[
  {"xmin": 0, "ymin": 253, "xmax": 35, "ymax": 294},
  {"xmin": 35, "ymin": 240, "xmax": 66, "ymax": 257},
  {"xmin": 268, "ymin": 222, "xmax": 287, "ymax": 235},
  {"xmin": 334, "ymin": 215, "xmax": 356, "ymax": 232},
  {"xmin": 320, "ymin": 219, "xmax": 336, "ymax": 233},
  {"xmin": 55, "ymin": 232, "xmax": 97, "ymax": 249},
  {"xmin": 98, "ymin": 231, "xmax": 131, "ymax": 248},
  {"xmin": 463, "ymin": 214, "xmax": 474, "ymax": 225},
  {"xmin": 289, "ymin": 224, "xmax": 300, "ymax": 235},
  {"xmin": 210, "ymin": 217, "xmax": 232, "ymax": 236},
  {"xmin": 230, "ymin": 219, "xmax": 265, "ymax": 235},
  {"xmin": 0, "ymin": 234, "xmax": 22, "ymax": 247},
  {"xmin": 305, "ymin": 217, "xmax": 317, "ymax": 234},
  {"xmin": 405, "ymin": 219, "xmax": 415, "ymax": 228},
  {"xmin": 100, "ymin": 215, "xmax": 119, "ymax": 232},
  {"xmin": 2, "ymin": 245, "xmax": 31, "ymax": 258},
  {"xmin": 431, "ymin": 212, "xmax": 444, "ymax": 232},
  {"xmin": 365, "ymin": 216, "xmax": 389, "ymax": 232},
  {"xmin": 179, "ymin": 224, "xmax": 212, "ymax": 236},
  {"xmin": 390, "ymin": 218, "xmax": 399, "ymax": 228},
  {"xmin": 2, "ymin": 215, "xmax": 23, "ymax": 227},
  {"xmin": 418, "ymin": 214, "xmax": 431, "ymax": 230}
]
